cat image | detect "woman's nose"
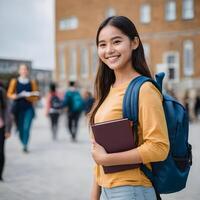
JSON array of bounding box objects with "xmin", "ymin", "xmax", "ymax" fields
[{"xmin": 106, "ymin": 44, "xmax": 115, "ymax": 54}]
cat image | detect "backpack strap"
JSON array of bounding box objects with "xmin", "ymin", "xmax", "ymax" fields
[
  {"xmin": 123, "ymin": 74, "xmax": 161, "ymax": 126},
  {"xmin": 122, "ymin": 75, "xmax": 162, "ymax": 199},
  {"xmin": 155, "ymin": 72, "xmax": 165, "ymax": 92},
  {"xmin": 123, "ymin": 75, "xmax": 160, "ymax": 145}
]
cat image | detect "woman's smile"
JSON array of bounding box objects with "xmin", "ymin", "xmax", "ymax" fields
[{"xmin": 106, "ymin": 55, "xmax": 120, "ymax": 63}]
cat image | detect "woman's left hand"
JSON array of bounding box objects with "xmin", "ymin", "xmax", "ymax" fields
[{"xmin": 91, "ymin": 139, "xmax": 108, "ymax": 165}]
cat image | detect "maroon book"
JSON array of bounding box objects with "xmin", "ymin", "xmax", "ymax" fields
[{"xmin": 91, "ymin": 118, "xmax": 140, "ymax": 174}]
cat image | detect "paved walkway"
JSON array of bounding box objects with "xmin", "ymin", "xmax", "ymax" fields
[{"xmin": 0, "ymin": 108, "xmax": 199, "ymax": 200}]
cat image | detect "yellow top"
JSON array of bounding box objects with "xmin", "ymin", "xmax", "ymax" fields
[
  {"xmin": 94, "ymin": 81, "xmax": 169, "ymax": 188},
  {"xmin": 7, "ymin": 78, "xmax": 39, "ymax": 103}
]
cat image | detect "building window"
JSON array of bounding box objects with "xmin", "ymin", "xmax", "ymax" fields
[
  {"xmin": 183, "ymin": 40, "xmax": 194, "ymax": 76},
  {"xmin": 59, "ymin": 16, "xmax": 79, "ymax": 31},
  {"xmin": 105, "ymin": 7, "xmax": 116, "ymax": 18},
  {"xmin": 69, "ymin": 48, "xmax": 77, "ymax": 80},
  {"xmin": 164, "ymin": 52, "xmax": 179, "ymax": 82},
  {"xmin": 165, "ymin": 0, "xmax": 176, "ymax": 21},
  {"xmin": 80, "ymin": 47, "xmax": 89, "ymax": 78},
  {"xmin": 140, "ymin": 4, "xmax": 151, "ymax": 24},
  {"xmin": 91, "ymin": 45, "xmax": 98, "ymax": 75},
  {"xmin": 182, "ymin": 0, "xmax": 194, "ymax": 19}
]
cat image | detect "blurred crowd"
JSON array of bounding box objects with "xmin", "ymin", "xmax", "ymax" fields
[{"xmin": 0, "ymin": 63, "xmax": 95, "ymax": 182}]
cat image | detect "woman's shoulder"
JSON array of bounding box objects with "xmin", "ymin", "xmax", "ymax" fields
[
  {"xmin": 140, "ymin": 81, "xmax": 161, "ymax": 96},
  {"xmin": 139, "ymin": 81, "xmax": 162, "ymax": 104},
  {"xmin": 9, "ymin": 78, "xmax": 17, "ymax": 85}
]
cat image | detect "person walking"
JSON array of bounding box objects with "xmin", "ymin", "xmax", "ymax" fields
[
  {"xmin": 194, "ymin": 91, "xmax": 200, "ymax": 121},
  {"xmin": 89, "ymin": 16, "xmax": 169, "ymax": 200},
  {"xmin": 45, "ymin": 82, "xmax": 62, "ymax": 140},
  {"xmin": 83, "ymin": 90, "xmax": 95, "ymax": 115},
  {"xmin": 0, "ymin": 82, "xmax": 12, "ymax": 181},
  {"xmin": 62, "ymin": 81, "xmax": 84, "ymax": 142},
  {"xmin": 7, "ymin": 64, "xmax": 39, "ymax": 153}
]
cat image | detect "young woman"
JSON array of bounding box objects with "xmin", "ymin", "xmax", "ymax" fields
[
  {"xmin": 89, "ymin": 16, "xmax": 169, "ymax": 200},
  {"xmin": 7, "ymin": 64, "xmax": 39, "ymax": 153},
  {"xmin": 45, "ymin": 82, "xmax": 61, "ymax": 140}
]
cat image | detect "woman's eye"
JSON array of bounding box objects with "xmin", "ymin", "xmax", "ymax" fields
[
  {"xmin": 113, "ymin": 40, "xmax": 121, "ymax": 44},
  {"xmin": 98, "ymin": 43, "xmax": 106, "ymax": 48}
]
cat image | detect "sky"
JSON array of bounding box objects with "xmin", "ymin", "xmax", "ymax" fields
[{"xmin": 0, "ymin": 0, "xmax": 54, "ymax": 70}]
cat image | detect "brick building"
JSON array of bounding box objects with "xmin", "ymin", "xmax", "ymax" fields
[{"xmin": 55, "ymin": 0, "xmax": 200, "ymax": 97}]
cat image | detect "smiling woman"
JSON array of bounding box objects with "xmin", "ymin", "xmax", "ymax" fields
[{"xmin": 89, "ymin": 16, "xmax": 169, "ymax": 200}]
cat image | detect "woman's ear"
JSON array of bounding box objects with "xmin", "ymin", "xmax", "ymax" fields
[{"xmin": 131, "ymin": 37, "xmax": 139, "ymax": 50}]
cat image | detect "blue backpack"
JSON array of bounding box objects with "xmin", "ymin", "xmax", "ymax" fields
[
  {"xmin": 123, "ymin": 72, "xmax": 192, "ymax": 195},
  {"xmin": 67, "ymin": 91, "xmax": 84, "ymax": 113}
]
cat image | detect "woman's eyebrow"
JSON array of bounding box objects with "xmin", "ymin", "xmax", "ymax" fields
[
  {"xmin": 111, "ymin": 36, "xmax": 123, "ymax": 40},
  {"xmin": 98, "ymin": 36, "xmax": 123, "ymax": 44}
]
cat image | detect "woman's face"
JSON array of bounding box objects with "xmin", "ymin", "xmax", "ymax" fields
[
  {"xmin": 18, "ymin": 64, "xmax": 29, "ymax": 78},
  {"xmin": 97, "ymin": 25, "xmax": 134, "ymax": 71}
]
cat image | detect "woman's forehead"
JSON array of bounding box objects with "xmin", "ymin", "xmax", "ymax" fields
[{"xmin": 98, "ymin": 25, "xmax": 125, "ymax": 41}]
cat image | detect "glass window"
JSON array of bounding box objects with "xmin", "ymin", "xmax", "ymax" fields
[
  {"xmin": 165, "ymin": 0, "xmax": 176, "ymax": 21},
  {"xmin": 182, "ymin": 0, "xmax": 194, "ymax": 19},
  {"xmin": 164, "ymin": 52, "xmax": 179, "ymax": 82},
  {"xmin": 140, "ymin": 4, "xmax": 151, "ymax": 24},
  {"xmin": 69, "ymin": 48, "xmax": 77, "ymax": 80},
  {"xmin": 80, "ymin": 47, "xmax": 89, "ymax": 78},
  {"xmin": 183, "ymin": 40, "xmax": 194, "ymax": 76},
  {"xmin": 105, "ymin": 7, "xmax": 116, "ymax": 18},
  {"xmin": 59, "ymin": 16, "xmax": 79, "ymax": 31}
]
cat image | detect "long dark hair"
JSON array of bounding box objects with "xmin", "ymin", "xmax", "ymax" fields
[{"xmin": 89, "ymin": 16, "xmax": 152, "ymax": 124}]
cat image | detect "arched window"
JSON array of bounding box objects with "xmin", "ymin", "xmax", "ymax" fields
[
  {"xmin": 182, "ymin": 0, "xmax": 194, "ymax": 19},
  {"xmin": 165, "ymin": 0, "xmax": 176, "ymax": 21}
]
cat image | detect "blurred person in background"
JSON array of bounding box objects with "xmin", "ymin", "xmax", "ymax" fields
[
  {"xmin": 0, "ymin": 81, "xmax": 12, "ymax": 181},
  {"xmin": 183, "ymin": 90, "xmax": 190, "ymax": 121},
  {"xmin": 45, "ymin": 82, "xmax": 62, "ymax": 140},
  {"xmin": 62, "ymin": 81, "xmax": 84, "ymax": 142},
  {"xmin": 7, "ymin": 64, "xmax": 39, "ymax": 153},
  {"xmin": 194, "ymin": 90, "xmax": 200, "ymax": 121},
  {"xmin": 83, "ymin": 90, "xmax": 95, "ymax": 115}
]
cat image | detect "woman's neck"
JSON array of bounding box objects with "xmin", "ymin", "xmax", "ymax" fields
[
  {"xmin": 18, "ymin": 76, "xmax": 29, "ymax": 84},
  {"xmin": 113, "ymin": 68, "xmax": 140, "ymax": 87}
]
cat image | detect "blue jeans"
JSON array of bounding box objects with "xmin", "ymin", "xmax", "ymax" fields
[
  {"xmin": 100, "ymin": 186, "xmax": 157, "ymax": 200},
  {"xmin": 17, "ymin": 108, "xmax": 35, "ymax": 148}
]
